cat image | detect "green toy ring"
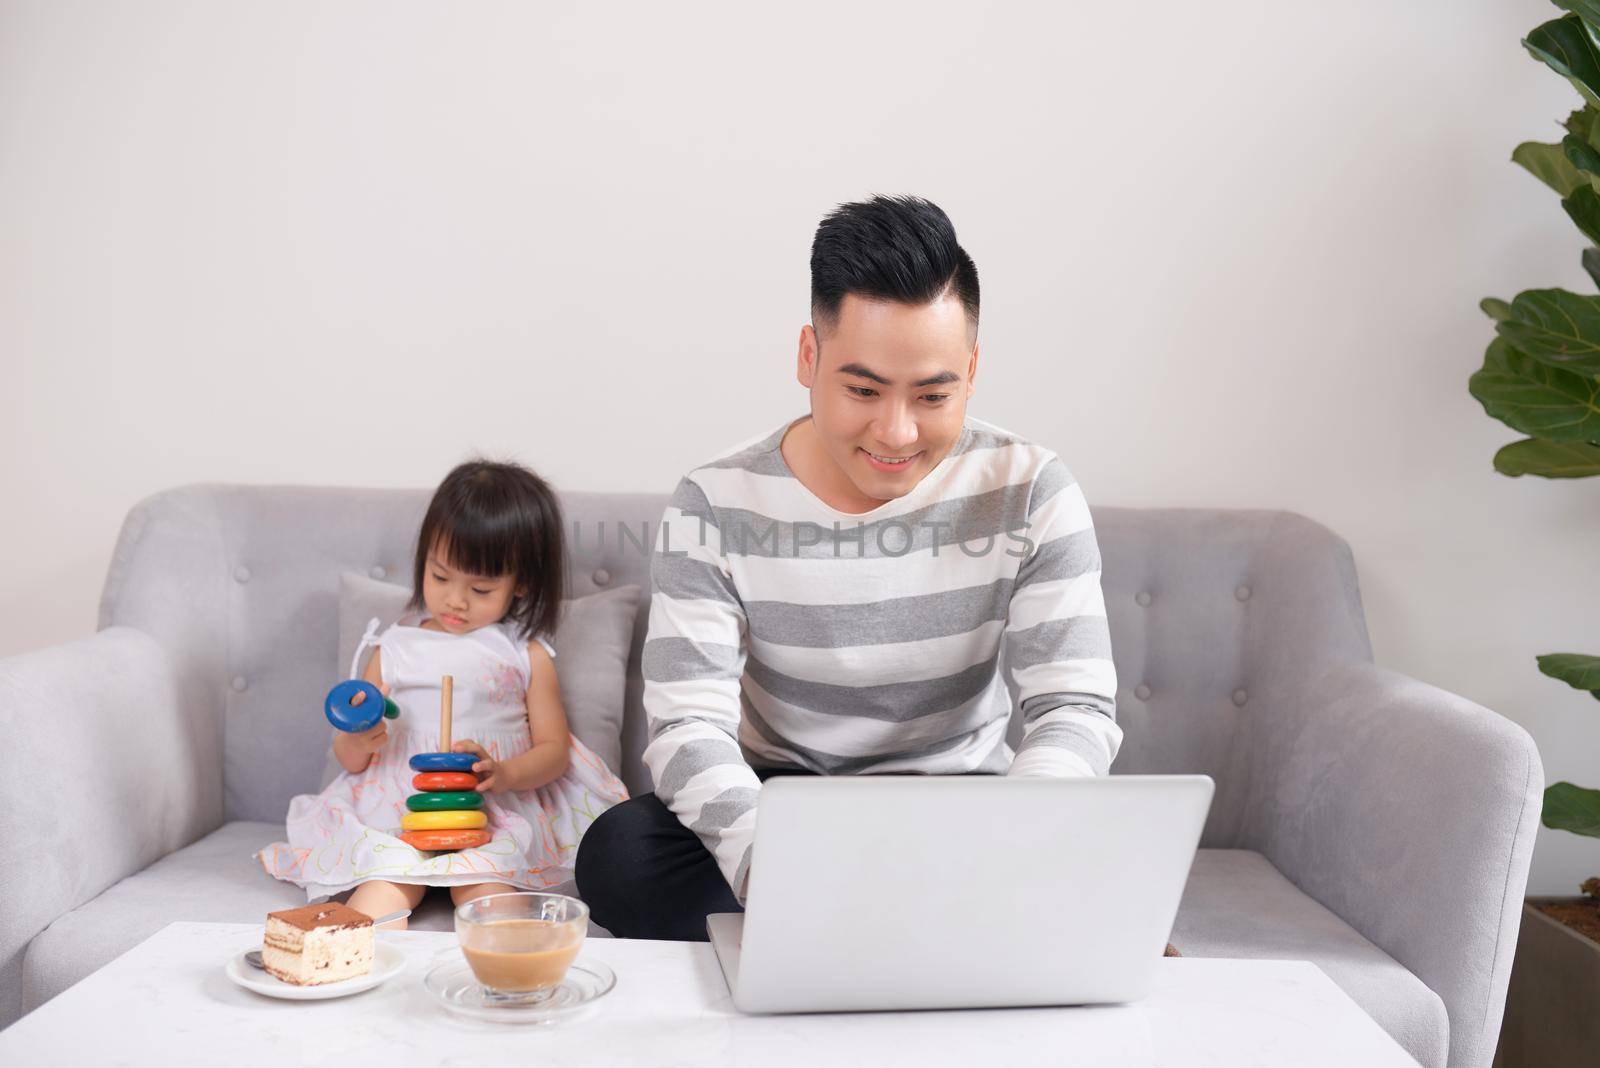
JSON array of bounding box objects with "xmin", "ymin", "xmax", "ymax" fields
[{"xmin": 405, "ymin": 791, "xmax": 485, "ymax": 812}]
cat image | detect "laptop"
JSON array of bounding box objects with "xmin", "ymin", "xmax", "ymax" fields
[{"xmin": 707, "ymin": 774, "xmax": 1214, "ymax": 1014}]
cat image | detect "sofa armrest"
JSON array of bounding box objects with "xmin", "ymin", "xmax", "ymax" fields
[
  {"xmin": 0, "ymin": 628, "xmax": 221, "ymax": 1024},
  {"xmin": 1243, "ymin": 660, "xmax": 1543, "ymax": 1068}
]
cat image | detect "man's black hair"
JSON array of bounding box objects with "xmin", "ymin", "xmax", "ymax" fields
[{"xmin": 809, "ymin": 194, "xmax": 980, "ymax": 341}]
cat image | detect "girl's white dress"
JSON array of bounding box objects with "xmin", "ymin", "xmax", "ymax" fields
[{"xmin": 256, "ymin": 611, "xmax": 629, "ymax": 900}]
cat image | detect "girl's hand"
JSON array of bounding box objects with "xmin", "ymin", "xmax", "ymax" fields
[
  {"xmin": 353, "ymin": 719, "xmax": 388, "ymax": 756},
  {"xmin": 330, "ymin": 680, "xmax": 391, "ymax": 774},
  {"xmin": 452, "ymin": 740, "xmax": 504, "ymax": 793},
  {"xmin": 349, "ymin": 682, "xmax": 392, "ymax": 756}
]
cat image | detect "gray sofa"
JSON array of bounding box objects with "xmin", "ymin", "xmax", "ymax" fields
[{"xmin": 0, "ymin": 485, "xmax": 1542, "ymax": 1068}]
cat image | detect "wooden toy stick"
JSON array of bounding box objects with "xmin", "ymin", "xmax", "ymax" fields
[{"xmin": 440, "ymin": 674, "xmax": 453, "ymax": 750}]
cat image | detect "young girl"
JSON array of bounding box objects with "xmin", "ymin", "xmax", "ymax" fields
[{"xmin": 257, "ymin": 460, "xmax": 629, "ymax": 925}]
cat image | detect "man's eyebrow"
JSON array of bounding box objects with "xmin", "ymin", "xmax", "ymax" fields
[
  {"xmin": 836, "ymin": 362, "xmax": 890, "ymax": 385},
  {"xmin": 836, "ymin": 362, "xmax": 960, "ymax": 388}
]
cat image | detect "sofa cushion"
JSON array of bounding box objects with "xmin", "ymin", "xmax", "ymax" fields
[
  {"xmin": 1171, "ymin": 849, "xmax": 1448, "ymax": 1068},
  {"xmin": 23, "ymin": 822, "xmax": 298, "ymax": 1010},
  {"xmin": 21, "ymin": 824, "xmax": 627, "ymax": 1016},
  {"xmin": 20, "ymin": 821, "xmax": 611, "ymax": 1012}
]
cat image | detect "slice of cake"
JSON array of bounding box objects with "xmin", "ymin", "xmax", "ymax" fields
[{"xmin": 262, "ymin": 903, "xmax": 374, "ymax": 985}]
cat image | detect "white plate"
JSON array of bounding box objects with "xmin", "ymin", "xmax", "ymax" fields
[{"xmin": 225, "ymin": 942, "xmax": 406, "ymax": 1000}]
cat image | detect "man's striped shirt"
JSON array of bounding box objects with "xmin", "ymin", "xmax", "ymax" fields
[{"xmin": 641, "ymin": 416, "xmax": 1122, "ymax": 898}]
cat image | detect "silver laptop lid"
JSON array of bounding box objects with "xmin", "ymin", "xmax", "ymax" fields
[{"xmin": 729, "ymin": 774, "xmax": 1213, "ymax": 1013}]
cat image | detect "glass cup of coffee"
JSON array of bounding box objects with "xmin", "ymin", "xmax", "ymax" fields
[{"xmin": 455, "ymin": 892, "xmax": 588, "ymax": 1005}]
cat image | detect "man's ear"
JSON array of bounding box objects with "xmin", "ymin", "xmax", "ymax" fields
[
  {"xmin": 966, "ymin": 341, "xmax": 980, "ymax": 399},
  {"xmin": 797, "ymin": 325, "xmax": 819, "ymax": 388}
]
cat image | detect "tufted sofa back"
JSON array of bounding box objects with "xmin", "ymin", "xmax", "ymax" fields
[{"xmin": 98, "ymin": 485, "xmax": 1373, "ymax": 849}]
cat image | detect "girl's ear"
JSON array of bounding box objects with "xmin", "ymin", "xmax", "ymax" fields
[{"xmin": 514, "ymin": 583, "xmax": 528, "ymax": 598}]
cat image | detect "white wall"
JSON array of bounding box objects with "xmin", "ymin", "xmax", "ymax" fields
[{"xmin": 4, "ymin": 0, "xmax": 1597, "ymax": 894}]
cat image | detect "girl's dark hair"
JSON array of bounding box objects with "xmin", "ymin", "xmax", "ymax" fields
[
  {"xmin": 408, "ymin": 459, "xmax": 565, "ymax": 641},
  {"xmin": 810, "ymin": 194, "xmax": 980, "ymax": 340}
]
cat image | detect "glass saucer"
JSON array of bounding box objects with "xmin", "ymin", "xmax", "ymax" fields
[{"xmin": 423, "ymin": 949, "xmax": 616, "ymax": 1025}]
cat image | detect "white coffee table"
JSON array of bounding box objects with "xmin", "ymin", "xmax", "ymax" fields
[{"xmin": 0, "ymin": 922, "xmax": 1418, "ymax": 1066}]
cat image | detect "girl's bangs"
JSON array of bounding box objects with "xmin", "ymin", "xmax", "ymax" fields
[{"xmin": 432, "ymin": 507, "xmax": 523, "ymax": 580}]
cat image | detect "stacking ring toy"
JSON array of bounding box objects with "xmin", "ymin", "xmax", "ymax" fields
[
  {"xmin": 413, "ymin": 771, "xmax": 478, "ymax": 791},
  {"xmin": 400, "ymin": 828, "xmax": 491, "ymax": 852},
  {"xmin": 405, "ymin": 791, "xmax": 484, "ymax": 812},
  {"xmin": 401, "ymin": 809, "xmax": 488, "ymax": 832},
  {"xmin": 397, "ymin": 675, "xmax": 490, "ymax": 852},
  {"xmin": 325, "ymin": 680, "xmax": 400, "ymax": 733},
  {"xmin": 409, "ymin": 752, "xmax": 479, "ymax": 773}
]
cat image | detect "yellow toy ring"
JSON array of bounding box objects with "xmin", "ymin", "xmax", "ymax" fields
[{"xmin": 401, "ymin": 809, "xmax": 488, "ymax": 831}]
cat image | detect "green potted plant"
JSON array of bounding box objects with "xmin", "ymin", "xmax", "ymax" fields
[{"xmin": 1472, "ymin": 3, "xmax": 1600, "ymax": 1063}]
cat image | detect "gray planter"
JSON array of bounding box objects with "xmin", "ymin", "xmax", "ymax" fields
[{"xmin": 1494, "ymin": 898, "xmax": 1600, "ymax": 1067}]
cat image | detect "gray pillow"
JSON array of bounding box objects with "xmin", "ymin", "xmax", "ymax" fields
[{"xmin": 322, "ymin": 571, "xmax": 639, "ymax": 788}]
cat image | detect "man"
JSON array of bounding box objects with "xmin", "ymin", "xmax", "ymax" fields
[{"xmin": 574, "ymin": 194, "xmax": 1121, "ymax": 940}]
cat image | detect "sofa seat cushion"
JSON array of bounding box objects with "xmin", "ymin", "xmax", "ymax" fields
[
  {"xmin": 1171, "ymin": 849, "xmax": 1448, "ymax": 1068},
  {"xmin": 20, "ymin": 821, "xmax": 563, "ymax": 1011}
]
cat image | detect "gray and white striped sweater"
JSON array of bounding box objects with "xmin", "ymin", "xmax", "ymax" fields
[{"xmin": 641, "ymin": 416, "xmax": 1122, "ymax": 897}]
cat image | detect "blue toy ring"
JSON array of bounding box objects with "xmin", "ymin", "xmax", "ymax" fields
[
  {"xmin": 410, "ymin": 752, "xmax": 480, "ymax": 773},
  {"xmin": 325, "ymin": 680, "xmax": 399, "ymax": 733}
]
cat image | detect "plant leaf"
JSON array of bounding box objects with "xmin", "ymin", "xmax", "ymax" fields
[
  {"xmin": 1584, "ymin": 247, "xmax": 1600, "ymax": 289},
  {"xmin": 1543, "ymin": 782, "xmax": 1600, "ymax": 837},
  {"xmin": 1493, "ymin": 437, "xmax": 1600, "ymax": 476},
  {"xmin": 1526, "ymin": 15, "xmax": 1600, "ymax": 108},
  {"xmin": 1538, "ymin": 652, "xmax": 1600, "ymax": 692},
  {"xmin": 1495, "ymin": 288, "xmax": 1600, "ymax": 372},
  {"xmin": 1567, "ymin": 132, "xmax": 1600, "ymax": 175},
  {"xmin": 1516, "ymin": 141, "xmax": 1587, "ymax": 195},
  {"xmin": 1470, "ymin": 337, "xmax": 1600, "ymax": 441},
  {"xmin": 1481, "ymin": 297, "xmax": 1515, "ymax": 321},
  {"xmin": 1554, "ymin": 1, "xmax": 1600, "ymax": 35},
  {"xmin": 1568, "ymin": 105, "xmax": 1593, "ymax": 146},
  {"xmin": 1567, "ymin": 104, "xmax": 1600, "ymax": 147},
  {"xmin": 1516, "ymin": 140, "xmax": 1586, "ymax": 195},
  {"xmin": 1565, "ymin": 182, "xmax": 1600, "ymax": 244}
]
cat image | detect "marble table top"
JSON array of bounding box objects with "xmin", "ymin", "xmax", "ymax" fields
[{"xmin": 0, "ymin": 921, "xmax": 1418, "ymax": 1066}]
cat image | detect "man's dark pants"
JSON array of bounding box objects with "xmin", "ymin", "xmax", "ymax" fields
[{"xmin": 574, "ymin": 767, "xmax": 813, "ymax": 942}]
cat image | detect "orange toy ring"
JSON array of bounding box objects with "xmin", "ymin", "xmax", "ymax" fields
[
  {"xmin": 400, "ymin": 828, "xmax": 492, "ymax": 852},
  {"xmin": 413, "ymin": 771, "xmax": 479, "ymax": 791}
]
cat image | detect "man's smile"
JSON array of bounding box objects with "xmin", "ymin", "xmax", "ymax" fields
[{"xmin": 861, "ymin": 448, "xmax": 921, "ymax": 471}]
